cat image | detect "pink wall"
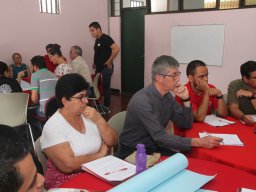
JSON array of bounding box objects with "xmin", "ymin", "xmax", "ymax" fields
[
  {"xmin": 109, "ymin": 17, "xmax": 121, "ymax": 90},
  {"xmin": 145, "ymin": 8, "xmax": 256, "ymax": 93},
  {"xmin": 0, "ymin": 0, "xmax": 108, "ymax": 79}
]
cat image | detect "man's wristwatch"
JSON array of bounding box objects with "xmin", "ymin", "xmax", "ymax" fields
[
  {"xmin": 216, "ymin": 95, "xmax": 223, "ymax": 99},
  {"xmin": 249, "ymin": 93, "xmax": 256, "ymax": 100}
]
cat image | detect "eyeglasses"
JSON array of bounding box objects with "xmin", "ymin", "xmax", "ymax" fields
[
  {"xmin": 71, "ymin": 94, "xmax": 88, "ymax": 102},
  {"xmin": 158, "ymin": 72, "xmax": 181, "ymax": 80},
  {"xmin": 250, "ymin": 77, "xmax": 256, "ymax": 80}
]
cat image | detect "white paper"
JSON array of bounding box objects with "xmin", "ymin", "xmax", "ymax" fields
[
  {"xmin": 82, "ymin": 155, "xmax": 136, "ymax": 181},
  {"xmin": 20, "ymin": 80, "xmax": 31, "ymax": 91},
  {"xmin": 48, "ymin": 188, "xmax": 89, "ymax": 192},
  {"xmin": 204, "ymin": 114, "xmax": 235, "ymax": 126},
  {"xmin": 241, "ymin": 188, "xmax": 256, "ymax": 192},
  {"xmin": 199, "ymin": 132, "xmax": 244, "ymax": 146}
]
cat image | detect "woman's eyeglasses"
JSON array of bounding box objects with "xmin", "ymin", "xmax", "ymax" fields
[{"xmin": 71, "ymin": 94, "xmax": 88, "ymax": 102}]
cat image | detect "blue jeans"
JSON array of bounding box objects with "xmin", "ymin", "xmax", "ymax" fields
[{"xmin": 102, "ymin": 65, "xmax": 114, "ymax": 107}]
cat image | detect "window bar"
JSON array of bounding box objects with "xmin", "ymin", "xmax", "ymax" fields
[
  {"xmin": 216, "ymin": 0, "xmax": 220, "ymax": 9},
  {"xmin": 239, "ymin": 0, "xmax": 245, "ymax": 7}
]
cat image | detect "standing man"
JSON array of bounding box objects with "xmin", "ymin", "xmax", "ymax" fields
[
  {"xmin": 119, "ymin": 55, "xmax": 222, "ymax": 159},
  {"xmin": 70, "ymin": 45, "xmax": 93, "ymax": 96},
  {"xmin": 227, "ymin": 61, "xmax": 256, "ymax": 125},
  {"xmin": 89, "ymin": 21, "xmax": 120, "ymax": 113},
  {"xmin": 30, "ymin": 55, "xmax": 58, "ymax": 116},
  {"xmin": 0, "ymin": 124, "xmax": 44, "ymax": 192},
  {"xmin": 178, "ymin": 60, "xmax": 228, "ymax": 122}
]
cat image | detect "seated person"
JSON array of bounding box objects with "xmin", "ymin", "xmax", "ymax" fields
[
  {"xmin": 177, "ymin": 60, "xmax": 227, "ymax": 122},
  {"xmin": 48, "ymin": 44, "xmax": 72, "ymax": 78},
  {"xmin": 9, "ymin": 53, "xmax": 31, "ymax": 81},
  {"xmin": 40, "ymin": 73, "xmax": 117, "ymax": 189},
  {"xmin": 44, "ymin": 43, "xmax": 57, "ymax": 73},
  {"xmin": 70, "ymin": 45, "xmax": 93, "ymax": 97},
  {"xmin": 0, "ymin": 61, "xmax": 22, "ymax": 93},
  {"xmin": 30, "ymin": 55, "xmax": 58, "ymax": 116},
  {"xmin": 0, "ymin": 124, "xmax": 44, "ymax": 192},
  {"xmin": 227, "ymin": 61, "xmax": 256, "ymax": 125},
  {"xmin": 119, "ymin": 55, "xmax": 223, "ymax": 159}
]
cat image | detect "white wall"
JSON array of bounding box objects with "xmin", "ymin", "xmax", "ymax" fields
[
  {"xmin": 0, "ymin": 0, "xmax": 108, "ymax": 79},
  {"xmin": 145, "ymin": 8, "xmax": 256, "ymax": 93}
]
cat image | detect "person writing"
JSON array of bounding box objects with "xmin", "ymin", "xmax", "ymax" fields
[
  {"xmin": 119, "ymin": 55, "xmax": 223, "ymax": 159},
  {"xmin": 40, "ymin": 73, "xmax": 117, "ymax": 189}
]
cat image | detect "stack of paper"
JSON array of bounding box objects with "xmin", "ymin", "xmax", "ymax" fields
[
  {"xmin": 82, "ymin": 155, "xmax": 136, "ymax": 182},
  {"xmin": 199, "ymin": 132, "xmax": 244, "ymax": 146},
  {"xmin": 204, "ymin": 115, "xmax": 235, "ymax": 126},
  {"xmin": 108, "ymin": 153, "xmax": 216, "ymax": 192}
]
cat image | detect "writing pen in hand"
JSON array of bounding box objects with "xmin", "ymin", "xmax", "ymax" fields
[
  {"xmin": 203, "ymin": 131, "xmax": 224, "ymax": 144},
  {"xmin": 104, "ymin": 167, "xmax": 128, "ymax": 175}
]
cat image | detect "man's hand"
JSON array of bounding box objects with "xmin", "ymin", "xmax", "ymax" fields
[
  {"xmin": 192, "ymin": 136, "xmax": 223, "ymax": 149},
  {"xmin": 197, "ymin": 79, "xmax": 209, "ymax": 93},
  {"xmin": 208, "ymin": 88, "xmax": 222, "ymax": 97},
  {"xmin": 241, "ymin": 114, "xmax": 255, "ymax": 125},
  {"xmin": 104, "ymin": 60, "xmax": 113, "ymax": 69},
  {"xmin": 236, "ymin": 89, "xmax": 253, "ymax": 98},
  {"xmin": 173, "ymin": 85, "xmax": 189, "ymax": 100}
]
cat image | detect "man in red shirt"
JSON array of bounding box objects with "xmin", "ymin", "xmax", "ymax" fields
[{"xmin": 177, "ymin": 60, "xmax": 228, "ymax": 122}]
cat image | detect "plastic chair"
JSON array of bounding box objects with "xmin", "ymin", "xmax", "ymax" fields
[
  {"xmin": 107, "ymin": 111, "xmax": 127, "ymax": 156},
  {"xmin": 31, "ymin": 96, "xmax": 59, "ymax": 123},
  {"xmin": 35, "ymin": 137, "xmax": 47, "ymax": 174},
  {"xmin": 88, "ymin": 73, "xmax": 104, "ymax": 114},
  {"xmin": 0, "ymin": 93, "xmax": 35, "ymax": 149}
]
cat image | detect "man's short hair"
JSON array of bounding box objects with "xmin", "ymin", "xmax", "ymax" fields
[
  {"xmin": 71, "ymin": 46, "xmax": 83, "ymax": 56},
  {"xmin": 31, "ymin": 55, "xmax": 46, "ymax": 69},
  {"xmin": 89, "ymin": 21, "xmax": 101, "ymax": 30},
  {"xmin": 48, "ymin": 44, "xmax": 62, "ymax": 57},
  {"xmin": 152, "ymin": 55, "xmax": 179, "ymax": 82},
  {"xmin": 240, "ymin": 61, "xmax": 256, "ymax": 79},
  {"xmin": 0, "ymin": 124, "xmax": 31, "ymax": 192},
  {"xmin": 0, "ymin": 61, "xmax": 8, "ymax": 75},
  {"xmin": 186, "ymin": 60, "xmax": 206, "ymax": 76}
]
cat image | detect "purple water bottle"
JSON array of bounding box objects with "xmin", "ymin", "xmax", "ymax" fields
[{"xmin": 136, "ymin": 144, "xmax": 147, "ymax": 174}]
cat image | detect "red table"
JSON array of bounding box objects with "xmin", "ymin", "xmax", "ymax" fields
[
  {"xmin": 185, "ymin": 117, "xmax": 256, "ymax": 175},
  {"xmin": 60, "ymin": 158, "xmax": 256, "ymax": 192}
]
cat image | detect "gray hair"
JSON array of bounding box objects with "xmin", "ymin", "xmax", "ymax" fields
[
  {"xmin": 151, "ymin": 55, "xmax": 179, "ymax": 82},
  {"xmin": 71, "ymin": 45, "xmax": 83, "ymax": 56}
]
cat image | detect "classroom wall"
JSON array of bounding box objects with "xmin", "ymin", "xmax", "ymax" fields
[
  {"xmin": 144, "ymin": 8, "xmax": 256, "ymax": 93},
  {"xmin": 0, "ymin": 0, "xmax": 122, "ymax": 89}
]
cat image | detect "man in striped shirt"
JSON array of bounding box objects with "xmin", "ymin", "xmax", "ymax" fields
[{"xmin": 30, "ymin": 55, "xmax": 58, "ymax": 116}]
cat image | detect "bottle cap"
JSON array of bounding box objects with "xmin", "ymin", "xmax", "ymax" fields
[{"xmin": 136, "ymin": 143, "xmax": 145, "ymax": 152}]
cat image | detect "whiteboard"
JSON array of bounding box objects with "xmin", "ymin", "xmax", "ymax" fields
[{"xmin": 171, "ymin": 24, "xmax": 225, "ymax": 66}]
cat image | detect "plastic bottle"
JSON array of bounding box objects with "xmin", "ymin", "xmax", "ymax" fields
[{"xmin": 135, "ymin": 143, "xmax": 147, "ymax": 174}]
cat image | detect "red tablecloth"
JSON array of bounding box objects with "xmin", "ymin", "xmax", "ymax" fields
[
  {"xmin": 60, "ymin": 157, "xmax": 256, "ymax": 192},
  {"xmin": 185, "ymin": 116, "xmax": 256, "ymax": 175}
]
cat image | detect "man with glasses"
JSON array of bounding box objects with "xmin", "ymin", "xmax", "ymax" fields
[
  {"xmin": 178, "ymin": 60, "xmax": 227, "ymax": 122},
  {"xmin": 119, "ymin": 55, "xmax": 223, "ymax": 159},
  {"xmin": 227, "ymin": 61, "xmax": 256, "ymax": 125}
]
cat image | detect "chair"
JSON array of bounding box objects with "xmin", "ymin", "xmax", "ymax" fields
[
  {"xmin": 88, "ymin": 73, "xmax": 104, "ymax": 114},
  {"xmin": 0, "ymin": 93, "xmax": 35, "ymax": 149},
  {"xmin": 107, "ymin": 111, "xmax": 126, "ymax": 156},
  {"xmin": 35, "ymin": 137, "xmax": 47, "ymax": 174},
  {"xmin": 31, "ymin": 96, "xmax": 59, "ymax": 124}
]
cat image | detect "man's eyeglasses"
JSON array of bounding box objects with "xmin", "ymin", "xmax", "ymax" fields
[
  {"xmin": 250, "ymin": 77, "xmax": 256, "ymax": 80},
  {"xmin": 158, "ymin": 72, "xmax": 181, "ymax": 80},
  {"xmin": 71, "ymin": 94, "xmax": 88, "ymax": 102}
]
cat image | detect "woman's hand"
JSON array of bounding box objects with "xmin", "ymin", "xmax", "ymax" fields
[{"xmin": 83, "ymin": 106, "xmax": 102, "ymax": 123}]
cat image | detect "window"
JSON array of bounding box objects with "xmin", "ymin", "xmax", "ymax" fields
[
  {"xmin": 39, "ymin": 0, "xmax": 60, "ymax": 14},
  {"xmin": 131, "ymin": 0, "xmax": 144, "ymax": 7},
  {"xmin": 246, "ymin": 0, "xmax": 256, "ymax": 5},
  {"xmin": 205, "ymin": 0, "xmax": 239, "ymax": 9},
  {"xmin": 112, "ymin": 0, "xmax": 120, "ymax": 16}
]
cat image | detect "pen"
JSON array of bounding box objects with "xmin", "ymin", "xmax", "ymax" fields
[
  {"xmin": 104, "ymin": 167, "xmax": 128, "ymax": 175},
  {"xmin": 203, "ymin": 131, "xmax": 224, "ymax": 144}
]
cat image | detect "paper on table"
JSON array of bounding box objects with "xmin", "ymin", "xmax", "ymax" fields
[
  {"xmin": 197, "ymin": 190, "xmax": 218, "ymax": 192},
  {"xmin": 199, "ymin": 132, "xmax": 244, "ymax": 146},
  {"xmin": 82, "ymin": 155, "xmax": 136, "ymax": 182},
  {"xmin": 108, "ymin": 153, "xmax": 215, "ymax": 192},
  {"xmin": 20, "ymin": 80, "xmax": 31, "ymax": 91},
  {"xmin": 204, "ymin": 114, "xmax": 235, "ymax": 126},
  {"xmin": 48, "ymin": 188, "xmax": 89, "ymax": 192},
  {"xmin": 240, "ymin": 188, "xmax": 256, "ymax": 192}
]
